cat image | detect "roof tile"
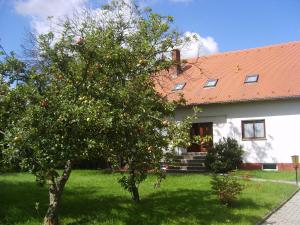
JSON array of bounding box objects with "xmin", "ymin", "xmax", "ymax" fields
[{"xmin": 155, "ymin": 41, "xmax": 300, "ymax": 105}]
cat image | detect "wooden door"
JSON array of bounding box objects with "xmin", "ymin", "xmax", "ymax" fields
[{"xmin": 188, "ymin": 123, "xmax": 213, "ymax": 152}]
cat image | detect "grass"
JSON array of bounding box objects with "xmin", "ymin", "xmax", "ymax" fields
[
  {"xmin": 0, "ymin": 170, "xmax": 297, "ymax": 225},
  {"xmin": 235, "ymin": 170, "xmax": 296, "ymax": 182}
]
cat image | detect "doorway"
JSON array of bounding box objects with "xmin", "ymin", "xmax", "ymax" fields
[{"xmin": 188, "ymin": 122, "xmax": 213, "ymax": 152}]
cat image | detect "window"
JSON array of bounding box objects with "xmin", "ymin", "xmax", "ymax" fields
[
  {"xmin": 172, "ymin": 82, "xmax": 186, "ymax": 91},
  {"xmin": 242, "ymin": 120, "xmax": 266, "ymax": 140},
  {"xmin": 262, "ymin": 163, "xmax": 277, "ymax": 171},
  {"xmin": 245, "ymin": 74, "xmax": 259, "ymax": 83},
  {"xmin": 204, "ymin": 79, "xmax": 218, "ymax": 88}
]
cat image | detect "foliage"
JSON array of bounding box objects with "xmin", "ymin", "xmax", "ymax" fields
[
  {"xmin": 211, "ymin": 174, "xmax": 245, "ymax": 206},
  {"xmin": 0, "ymin": 49, "xmax": 30, "ymax": 172},
  {"xmin": 205, "ymin": 137, "xmax": 244, "ymax": 173}
]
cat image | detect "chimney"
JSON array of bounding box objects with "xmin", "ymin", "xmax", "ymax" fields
[{"xmin": 172, "ymin": 49, "xmax": 182, "ymax": 78}]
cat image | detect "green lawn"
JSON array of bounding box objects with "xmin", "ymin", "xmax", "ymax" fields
[
  {"xmin": 235, "ymin": 170, "xmax": 296, "ymax": 182},
  {"xmin": 0, "ymin": 170, "xmax": 297, "ymax": 225}
]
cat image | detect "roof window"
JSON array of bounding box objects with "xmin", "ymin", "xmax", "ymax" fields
[
  {"xmin": 245, "ymin": 74, "xmax": 259, "ymax": 83},
  {"xmin": 204, "ymin": 79, "xmax": 218, "ymax": 88},
  {"xmin": 172, "ymin": 82, "xmax": 186, "ymax": 91}
]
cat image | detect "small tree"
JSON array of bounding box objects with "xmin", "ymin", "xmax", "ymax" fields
[
  {"xmin": 211, "ymin": 174, "xmax": 245, "ymax": 206},
  {"xmin": 205, "ymin": 137, "xmax": 244, "ymax": 173}
]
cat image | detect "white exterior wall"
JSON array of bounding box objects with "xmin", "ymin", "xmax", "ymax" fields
[{"xmin": 175, "ymin": 99, "xmax": 300, "ymax": 163}]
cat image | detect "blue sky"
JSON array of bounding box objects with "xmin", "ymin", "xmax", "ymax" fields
[{"xmin": 0, "ymin": 0, "xmax": 299, "ymax": 56}]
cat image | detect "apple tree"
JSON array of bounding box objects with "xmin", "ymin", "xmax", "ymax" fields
[{"xmin": 1, "ymin": 1, "xmax": 197, "ymax": 224}]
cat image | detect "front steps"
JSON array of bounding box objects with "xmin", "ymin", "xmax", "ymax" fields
[{"xmin": 164, "ymin": 152, "xmax": 207, "ymax": 173}]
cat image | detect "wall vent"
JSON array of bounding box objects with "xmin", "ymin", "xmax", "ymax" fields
[{"xmin": 262, "ymin": 163, "xmax": 277, "ymax": 171}]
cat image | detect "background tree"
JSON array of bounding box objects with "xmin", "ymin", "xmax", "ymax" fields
[{"xmin": 1, "ymin": 0, "xmax": 197, "ymax": 224}]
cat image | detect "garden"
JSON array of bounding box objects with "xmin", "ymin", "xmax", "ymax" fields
[
  {"xmin": 1, "ymin": 1, "xmax": 299, "ymax": 225},
  {"xmin": 0, "ymin": 170, "xmax": 297, "ymax": 225}
]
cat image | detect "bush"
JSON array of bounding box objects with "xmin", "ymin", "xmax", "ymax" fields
[
  {"xmin": 205, "ymin": 137, "xmax": 243, "ymax": 173},
  {"xmin": 211, "ymin": 174, "xmax": 245, "ymax": 206}
]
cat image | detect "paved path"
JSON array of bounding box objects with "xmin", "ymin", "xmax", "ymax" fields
[
  {"xmin": 236, "ymin": 176, "xmax": 300, "ymax": 224},
  {"xmin": 237, "ymin": 177, "xmax": 300, "ymax": 225},
  {"xmin": 262, "ymin": 189, "xmax": 300, "ymax": 225},
  {"xmin": 247, "ymin": 178, "xmax": 298, "ymax": 186}
]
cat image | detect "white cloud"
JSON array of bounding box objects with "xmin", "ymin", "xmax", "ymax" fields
[
  {"xmin": 14, "ymin": 0, "xmax": 87, "ymax": 18},
  {"xmin": 13, "ymin": 1, "xmax": 219, "ymax": 59},
  {"xmin": 179, "ymin": 31, "xmax": 219, "ymax": 59},
  {"xmin": 14, "ymin": 0, "xmax": 138, "ymax": 35},
  {"xmin": 14, "ymin": 0, "xmax": 90, "ymax": 34}
]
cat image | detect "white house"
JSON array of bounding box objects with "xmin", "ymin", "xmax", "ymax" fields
[{"xmin": 156, "ymin": 41, "xmax": 300, "ymax": 171}]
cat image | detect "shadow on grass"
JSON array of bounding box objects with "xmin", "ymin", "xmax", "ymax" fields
[{"xmin": 0, "ymin": 179, "xmax": 272, "ymax": 225}]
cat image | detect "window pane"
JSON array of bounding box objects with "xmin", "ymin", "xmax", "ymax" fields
[
  {"xmin": 245, "ymin": 74, "xmax": 259, "ymax": 83},
  {"xmin": 244, "ymin": 123, "xmax": 254, "ymax": 138},
  {"xmin": 204, "ymin": 79, "xmax": 218, "ymax": 87},
  {"xmin": 254, "ymin": 122, "xmax": 265, "ymax": 138},
  {"xmin": 173, "ymin": 82, "xmax": 186, "ymax": 91},
  {"xmin": 207, "ymin": 80, "xmax": 216, "ymax": 86}
]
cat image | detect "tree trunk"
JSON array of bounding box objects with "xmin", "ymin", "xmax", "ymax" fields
[
  {"xmin": 43, "ymin": 160, "xmax": 72, "ymax": 225},
  {"xmin": 43, "ymin": 184, "xmax": 60, "ymax": 225},
  {"xmin": 131, "ymin": 183, "xmax": 140, "ymax": 203},
  {"xmin": 129, "ymin": 169, "xmax": 140, "ymax": 203}
]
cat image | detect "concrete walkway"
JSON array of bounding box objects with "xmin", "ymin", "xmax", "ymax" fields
[
  {"xmin": 237, "ymin": 177, "xmax": 300, "ymax": 225},
  {"xmin": 247, "ymin": 177, "xmax": 298, "ymax": 186},
  {"xmin": 262, "ymin": 189, "xmax": 300, "ymax": 225}
]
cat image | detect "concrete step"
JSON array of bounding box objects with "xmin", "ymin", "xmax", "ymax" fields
[
  {"xmin": 173, "ymin": 160, "xmax": 205, "ymax": 167},
  {"xmin": 168, "ymin": 165, "xmax": 206, "ymax": 170},
  {"xmin": 163, "ymin": 152, "xmax": 208, "ymax": 173},
  {"xmin": 166, "ymin": 168, "xmax": 207, "ymax": 173},
  {"xmin": 175, "ymin": 159, "xmax": 205, "ymax": 164},
  {"xmin": 176, "ymin": 155, "xmax": 206, "ymax": 160},
  {"xmin": 182, "ymin": 152, "xmax": 207, "ymax": 156},
  {"xmin": 174, "ymin": 162, "xmax": 206, "ymax": 167}
]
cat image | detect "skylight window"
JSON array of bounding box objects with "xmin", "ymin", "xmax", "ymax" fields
[
  {"xmin": 172, "ymin": 82, "xmax": 186, "ymax": 91},
  {"xmin": 204, "ymin": 79, "xmax": 218, "ymax": 88},
  {"xmin": 245, "ymin": 74, "xmax": 259, "ymax": 83}
]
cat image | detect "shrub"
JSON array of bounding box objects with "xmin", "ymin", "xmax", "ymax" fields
[
  {"xmin": 211, "ymin": 174, "xmax": 245, "ymax": 206},
  {"xmin": 205, "ymin": 137, "xmax": 244, "ymax": 173}
]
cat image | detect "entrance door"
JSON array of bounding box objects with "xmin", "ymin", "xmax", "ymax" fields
[{"xmin": 188, "ymin": 122, "xmax": 213, "ymax": 152}]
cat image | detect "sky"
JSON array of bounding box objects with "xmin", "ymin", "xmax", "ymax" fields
[{"xmin": 0, "ymin": 0, "xmax": 299, "ymax": 58}]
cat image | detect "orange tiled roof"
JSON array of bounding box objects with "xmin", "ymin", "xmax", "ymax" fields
[{"xmin": 155, "ymin": 41, "xmax": 300, "ymax": 105}]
